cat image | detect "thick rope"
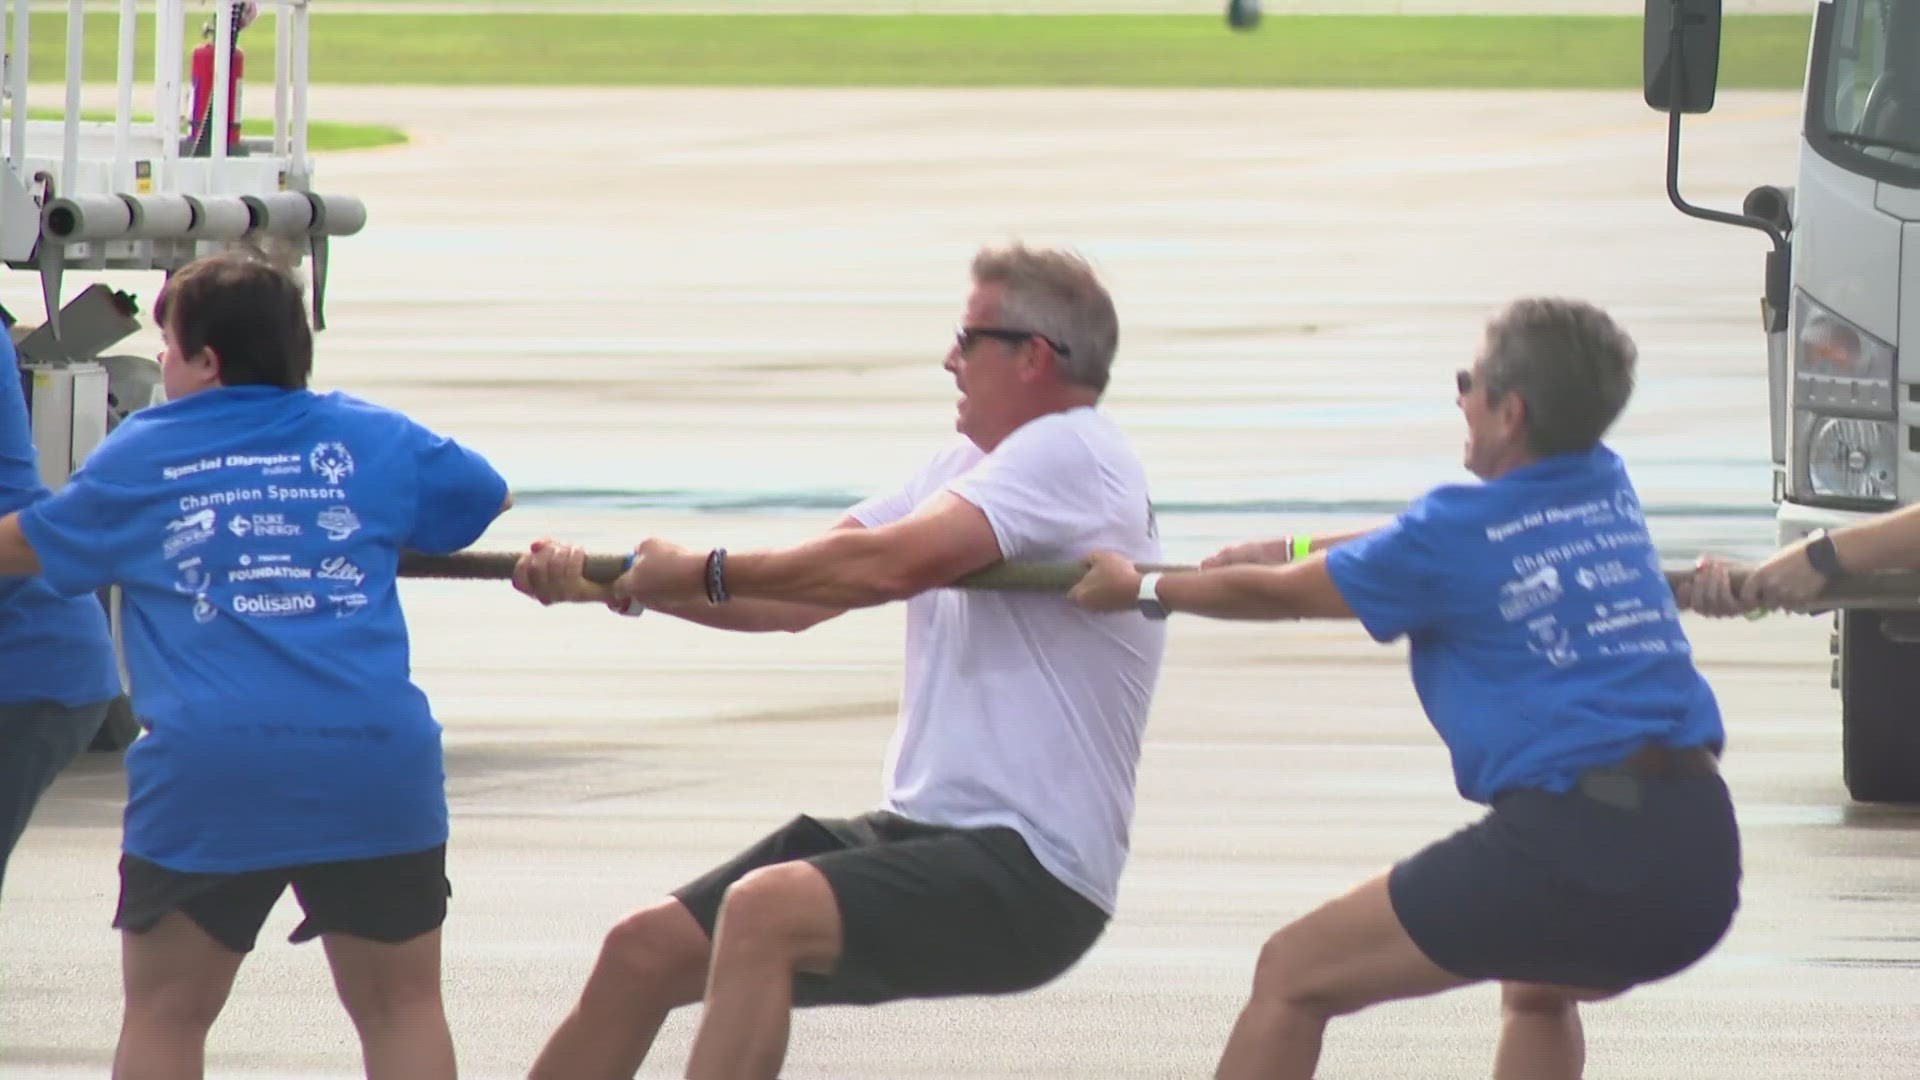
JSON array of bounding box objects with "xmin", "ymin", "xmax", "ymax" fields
[{"xmin": 393, "ymin": 551, "xmax": 1920, "ymax": 612}]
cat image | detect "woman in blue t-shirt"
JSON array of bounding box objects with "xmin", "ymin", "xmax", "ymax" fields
[
  {"xmin": 0, "ymin": 252, "xmax": 512, "ymax": 1079},
  {"xmin": 0, "ymin": 320, "xmax": 122, "ymax": 907},
  {"xmin": 1071, "ymin": 297, "xmax": 1740, "ymax": 1080}
]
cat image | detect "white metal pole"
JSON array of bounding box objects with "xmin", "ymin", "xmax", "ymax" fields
[
  {"xmin": 275, "ymin": 0, "xmax": 290, "ymax": 157},
  {"xmin": 8, "ymin": 0, "xmax": 28, "ymax": 173},
  {"xmin": 158, "ymin": 0, "xmax": 181, "ymax": 162},
  {"xmin": 291, "ymin": 0, "xmax": 308, "ymax": 172},
  {"xmin": 113, "ymin": 0, "xmax": 136, "ymax": 188},
  {"xmin": 212, "ymin": 0, "xmax": 232, "ymax": 162},
  {"xmin": 62, "ymin": 0, "xmax": 84, "ymax": 190}
]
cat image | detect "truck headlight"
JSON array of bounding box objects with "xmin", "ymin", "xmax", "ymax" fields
[
  {"xmin": 1792, "ymin": 291, "xmax": 1898, "ymax": 505},
  {"xmin": 1803, "ymin": 415, "xmax": 1896, "ymax": 500},
  {"xmin": 1795, "ymin": 291, "xmax": 1895, "ymax": 403}
]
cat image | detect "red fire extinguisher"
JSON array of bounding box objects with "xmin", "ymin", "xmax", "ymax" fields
[{"xmin": 188, "ymin": 2, "xmax": 258, "ymax": 156}]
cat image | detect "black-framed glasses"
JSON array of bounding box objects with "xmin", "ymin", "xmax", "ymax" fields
[
  {"xmin": 1455, "ymin": 369, "xmax": 1474, "ymax": 395},
  {"xmin": 955, "ymin": 325, "xmax": 1072, "ymax": 358}
]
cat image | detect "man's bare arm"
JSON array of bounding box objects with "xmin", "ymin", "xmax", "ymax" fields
[
  {"xmin": 716, "ymin": 493, "xmax": 1002, "ymax": 608},
  {"xmin": 519, "ymin": 517, "xmax": 865, "ymax": 633},
  {"xmin": 641, "ymin": 594, "xmax": 846, "ymax": 634}
]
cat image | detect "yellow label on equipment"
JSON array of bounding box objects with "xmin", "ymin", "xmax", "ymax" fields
[{"xmin": 135, "ymin": 160, "xmax": 152, "ymax": 194}]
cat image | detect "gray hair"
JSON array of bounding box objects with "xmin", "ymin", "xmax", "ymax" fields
[
  {"xmin": 971, "ymin": 244, "xmax": 1119, "ymax": 393},
  {"xmin": 1478, "ymin": 297, "xmax": 1638, "ymax": 456}
]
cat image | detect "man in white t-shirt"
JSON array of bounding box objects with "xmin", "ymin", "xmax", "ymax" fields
[{"xmin": 512, "ymin": 244, "xmax": 1167, "ymax": 1080}]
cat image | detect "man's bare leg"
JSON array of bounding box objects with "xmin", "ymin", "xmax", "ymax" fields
[
  {"xmin": 529, "ymin": 899, "xmax": 713, "ymax": 1080},
  {"xmin": 683, "ymin": 862, "xmax": 844, "ymax": 1080}
]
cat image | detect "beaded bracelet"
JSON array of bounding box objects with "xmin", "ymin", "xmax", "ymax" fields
[{"xmin": 704, "ymin": 547, "xmax": 730, "ymax": 604}]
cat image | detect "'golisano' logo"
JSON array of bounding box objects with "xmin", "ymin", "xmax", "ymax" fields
[{"xmin": 231, "ymin": 592, "xmax": 318, "ymax": 617}]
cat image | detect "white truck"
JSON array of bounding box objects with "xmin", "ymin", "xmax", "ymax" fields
[
  {"xmin": 1647, "ymin": 0, "xmax": 1920, "ymax": 800},
  {"xmin": 7, "ymin": 1, "xmax": 365, "ymax": 749}
]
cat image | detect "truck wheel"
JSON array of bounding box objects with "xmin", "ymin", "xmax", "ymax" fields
[
  {"xmin": 88, "ymin": 693, "xmax": 140, "ymax": 752},
  {"xmin": 1838, "ymin": 611, "xmax": 1920, "ymax": 803}
]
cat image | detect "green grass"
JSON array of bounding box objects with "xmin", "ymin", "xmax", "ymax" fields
[
  {"xmin": 21, "ymin": 13, "xmax": 1813, "ymax": 90},
  {"xmin": 24, "ymin": 108, "xmax": 406, "ymax": 152}
]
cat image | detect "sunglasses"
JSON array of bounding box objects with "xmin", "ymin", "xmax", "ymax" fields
[
  {"xmin": 955, "ymin": 326, "xmax": 1072, "ymax": 359},
  {"xmin": 1455, "ymin": 369, "xmax": 1474, "ymax": 395}
]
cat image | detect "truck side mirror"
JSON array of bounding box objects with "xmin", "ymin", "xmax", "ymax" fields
[{"xmin": 1644, "ymin": 0, "xmax": 1722, "ymax": 114}]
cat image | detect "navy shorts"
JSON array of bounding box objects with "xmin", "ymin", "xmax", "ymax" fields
[
  {"xmin": 673, "ymin": 811, "xmax": 1109, "ymax": 1007},
  {"xmin": 1389, "ymin": 766, "xmax": 1741, "ymax": 991},
  {"xmin": 115, "ymin": 844, "xmax": 451, "ymax": 954}
]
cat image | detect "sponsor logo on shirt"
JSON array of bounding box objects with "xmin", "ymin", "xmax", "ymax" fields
[
  {"xmin": 229, "ymin": 453, "xmax": 303, "ymax": 477},
  {"xmin": 227, "ymin": 512, "xmax": 302, "ymax": 539},
  {"xmin": 326, "ymin": 591, "xmax": 369, "ymax": 618},
  {"xmin": 1584, "ymin": 597, "xmax": 1668, "ymax": 638},
  {"xmin": 1486, "ymin": 497, "xmax": 1617, "ymax": 544},
  {"xmin": 161, "ymin": 453, "xmax": 304, "ymax": 481},
  {"xmin": 161, "ymin": 457, "xmax": 222, "ymax": 482},
  {"xmin": 317, "ymin": 505, "xmax": 362, "ymax": 542},
  {"xmin": 310, "ymin": 442, "xmax": 355, "ymax": 484},
  {"xmin": 238, "ymin": 553, "xmax": 293, "ymax": 566},
  {"xmin": 1525, "ymin": 614, "xmax": 1579, "ymax": 669},
  {"xmin": 163, "ymin": 508, "xmax": 217, "ymax": 558},
  {"xmin": 228, "ymin": 564, "xmax": 312, "ymax": 583},
  {"xmin": 1612, "ymin": 487, "xmax": 1645, "ymax": 525},
  {"xmin": 317, "ymin": 556, "xmax": 366, "ymax": 587},
  {"xmin": 1572, "ymin": 559, "xmax": 1643, "ymax": 591},
  {"xmin": 1497, "ymin": 566, "xmax": 1562, "ymax": 622},
  {"xmin": 173, "ymin": 557, "xmax": 211, "ymax": 594},
  {"xmin": 231, "ymin": 592, "xmax": 318, "ymax": 617}
]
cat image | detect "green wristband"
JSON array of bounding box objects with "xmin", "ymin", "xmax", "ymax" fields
[{"xmin": 1292, "ymin": 535, "xmax": 1313, "ymax": 562}]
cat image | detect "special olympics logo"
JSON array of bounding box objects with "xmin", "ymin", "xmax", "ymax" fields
[
  {"xmin": 310, "ymin": 442, "xmax": 356, "ymax": 484},
  {"xmin": 1612, "ymin": 488, "xmax": 1645, "ymax": 525}
]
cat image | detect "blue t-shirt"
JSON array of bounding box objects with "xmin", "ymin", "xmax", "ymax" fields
[
  {"xmin": 18, "ymin": 385, "xmax": 508, "ymax": 872},
  {"xmin": 0, "ymin": 332, "xmax": 121, "ymax": 708},
  {"xmin": 1325, "ymin": 445, "xmax": 1724, "ymax": 804}
]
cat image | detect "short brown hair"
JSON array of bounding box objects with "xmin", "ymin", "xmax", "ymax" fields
[{"xmin": 155, "ymin": 251, "xmax": 313, "ymax": 390}]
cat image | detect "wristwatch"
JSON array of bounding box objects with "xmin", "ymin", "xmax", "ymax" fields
[
  {"xmin": 1804, "ymin": 528, "xmax": 1845, "ymax": 579},
  {"xmin": 1137, "ymin": 572, "xmax": 1169, "ymax": 620}
]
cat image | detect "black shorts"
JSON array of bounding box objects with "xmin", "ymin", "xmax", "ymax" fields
[
  {"xmin": 1389, "ymin": 768, "xmax": 1741, "ymax": 992},
  {"xmin": 114, "ymin": 845, "xmax": 451, "ymax": 954},
  {"xmin": 673, "ymin": 811, "xmax": 1109, "ymax": 1007}
]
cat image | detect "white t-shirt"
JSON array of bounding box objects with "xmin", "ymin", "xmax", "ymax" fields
[{"xmin": 849, "ymin": 406, "xmax": 1167, "ymax": 914}]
